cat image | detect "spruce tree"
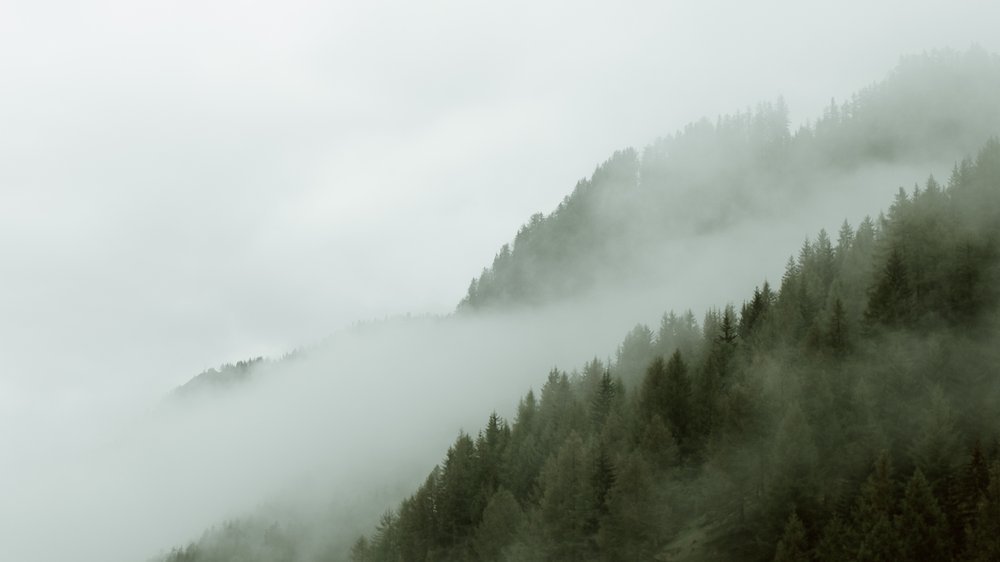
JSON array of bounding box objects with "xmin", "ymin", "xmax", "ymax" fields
[
  {"xmin": 895, "ymin": 469, "xmax": 950, "ymax": 560},
  {"xmin": 773, "ymin": 511, "xmax": 809, "ymax": 562}
]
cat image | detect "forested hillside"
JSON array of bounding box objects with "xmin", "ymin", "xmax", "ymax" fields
[
  {"xmin": 460, "ymin": 48, "xmax": 1000, "ymax": 310},
  {"xmin": 340, "ymin": 141, "xmax": 1000, "ymax": 561},
  {"xmin": 157, "ymin": 51, "xmax": 1000, "ymax": 562}
]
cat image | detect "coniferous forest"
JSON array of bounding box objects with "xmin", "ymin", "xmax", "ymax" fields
[
  {"xmin": 329, "ymin": 141, "xmax": 1000, "ymax": 562},
  {"xmin": 162, "ymin": 50, "xmax": 1000, "ymax": 562}
]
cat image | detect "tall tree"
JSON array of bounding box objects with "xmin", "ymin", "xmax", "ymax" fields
[
  {"xmin": 773, "ymin": 511, "xmax": 809, "ymax": 562},
  {"xmin": 895, "ymin": 469, "xmax": 950, "ymax": 560}
]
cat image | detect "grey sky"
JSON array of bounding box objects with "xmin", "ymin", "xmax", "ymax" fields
[{"xmin": 3, "ymin": 0, "xmax": 999, "ymax": 398}]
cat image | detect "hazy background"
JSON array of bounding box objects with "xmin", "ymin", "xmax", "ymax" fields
[
  {"xmin": 3, "ymin": 1, "xmax": 1000, "ymax": 560},
  {"xmin": 4, "ymin": 0, "xmax": 1000, "ymax": 396}
]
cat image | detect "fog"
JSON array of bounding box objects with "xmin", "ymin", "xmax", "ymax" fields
[
  {"xmin": 0, "ymin": 157, "xmax": 950, "ymax": 560},
  {"xmin": 3, "ymin": 1, "xmax": 1000, "ymax": 560}
]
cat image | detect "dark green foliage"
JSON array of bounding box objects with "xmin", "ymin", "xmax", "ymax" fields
[
  {"xmin": 769, "ymin": 403, "xmax": 819, "ymax": 515},
  {"xmin": 813, "ymin": 515, "xmax": 851, "ymax": 562},
  {"xmin": 589, "ymin": 447, "xmax": 616, "ymax": 532},
  {"xmin": 538, "ymin": 433, "xmax": 595, "ymax": 560},
  {"xmin": 473, "ymin": 489, "xmax": 523, "ymax": 561},
  {"xmin": 590, "ymin": 369, "xmax": 617, "ymax": 430},
  {"xmin": 965, "ymin": 462, "xmax": 1000, "ymax": 561},
  {"xmin": 908, "ymin": 386, "xmax": 962, "ymax": 486},
  {"xmin": 638, "ymin": 414, "xmax": 679, "ymax": 470},
  {"xmin": 597, "ymin": 451, "xmax": 665, "ymax": 561},
  {"xmin": 852, "ymin": 453, "xmax": 901, "ymax": 562},
  {"xmin": 896, "ymin": 469, "xmax": 950, "ymax": 561},
  {"xmin": 827, "ymin": 297, "xmax": 848, "ymax": 356},
  {"xmin": 865, "ymin": 246, "xmax": 913, "ymax": 328},
  {"xmin": 639, "ymin": 351, "xmax": 692, "ymax": 448},
  {"xmin": 436, "ymin": 433, "xmax": 480, "ymax": 552},
  {"xmin": 773, "ymin": 511, "xmax": 809, "ymax": 562}
]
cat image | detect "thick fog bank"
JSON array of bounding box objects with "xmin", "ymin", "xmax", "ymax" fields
[{"xmin": 0, "ymin": 153, "xmax": 949, "ymax": 561}]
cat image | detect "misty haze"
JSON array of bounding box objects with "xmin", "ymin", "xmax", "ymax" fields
[{"xmin": 4, "ymin": 2, "xmax": 1000, "ymax": 562}]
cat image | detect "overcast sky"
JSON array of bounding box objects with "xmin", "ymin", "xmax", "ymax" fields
[
  {"xmin": 2, "ymin": 0, "xmax": 1000, "ymax": 402},
  {"xmin": 4, "ymin": 2, "xmax": 1000, "ymax": 561}
]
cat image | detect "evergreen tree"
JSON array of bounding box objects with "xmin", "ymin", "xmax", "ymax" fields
[
  {"xmin": 909, "ymin": 386, "xmax": 961, "ymax": 486},
  {"xmin": 350, "ymin": 537, "xmax": 373, "ymax": 562},
  {"xmin": 638, "ymin": 413, "xmax": 679, "ymax": 470},
  {"xmin": 855, "ymin": 452, "xmax": 900, "ymax": 562},
  {"xmin": 965, "ymin": 462, "xmax": 1000, "ymax": 561},
  {"xmin": 895, "ymin": 469, "xmax": 950, "ymax": 560},
  {"xmin": 539, "ymin": 433, "xmax": 594, "ymax": 560},
  {"xmin": 588, "ymin": 447, "xmax": 616, "ymax": 536},
  {"xmin": 597, "ymin": 452, "xmax": 665, "ymax": 561},
  {"xmin": 813, "ymin": 515, "xmax": 852, "ymax": 562},
  {"xmin": 827, "ymin": 297, "xmax": 849, "ymax": 356},
  {"xmin": 865, "ymin": 246, "xmax": 912, "ymax": 327},
  {"xmin": 773, "ymin": 511, "xmax": 809, "ymax": 562},
  {"xmin": 590, "ymin": 370, "xmax": 617, "ymax": 430},
  {"xmin": 473, "ymin": 489, "xmax": 523, "ymax": 561},
  {"xmin": 436, "ymin": 433, "xmax": 480, "ymax": 549}
]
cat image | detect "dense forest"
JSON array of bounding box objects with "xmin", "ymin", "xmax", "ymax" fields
[
  {"xmin": 460, "ymin": 48, "xmax": 1000, "ymax": 309},
  {"xmin": 337, "ymin": 140, "xmax": 1000, "ymax": 561},
  {"xmin": 158, "ymin": 50, "xmax": 1000, "ymax": 562}
]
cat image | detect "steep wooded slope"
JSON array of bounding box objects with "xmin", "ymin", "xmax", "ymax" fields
[{"xmin": 460, "ymin": 48, "xmax": 1000, "ymax": 310}]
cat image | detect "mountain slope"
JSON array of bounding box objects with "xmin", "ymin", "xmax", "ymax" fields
[
  {"xmin": 156, "ymin": 50, "xmax": 1000, "ymax": 562},
  {"xmin": 460, "ymin": 48, "xmax": 1000, "ymax": 310},
  {"xmin": 345, "ymin": 140, "xmax": 1000, "ymax": 561}
]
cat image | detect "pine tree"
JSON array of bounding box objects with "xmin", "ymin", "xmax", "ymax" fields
[
  {"xmin": 350, "ymin": 537, "xmax": 373, "ymax": 562},
  {"xmin": 813, "ymin": 515, "xmax": 852, "ymax": 562},
  {"xmin": 616, "ymin": 324, "xmax": 655, "ymax": 382},
  {"xmin": 835, "ymin": 220, "xmax": 854, "ymax": 263},
  {"xmin": 639, "ymin": 413, "xmax": 679, "ymax": 470},
  {"xmin": 588, "ymin": 447, "xmax": 616, "ymax": 536},
  {"xmin": 773, "ymin": 511, "xmax": 809, "ymax": 562},
  {"xmin": 597, "ymin": 452, "xmax": 665, "ymax": 561},
  {"xmin": 539, "ymin": 433, "xmax": 594, "ymax": 560},
  {"xmin": 667, "ymin": 352, "xmax": 694, "ymax": 439},
  {"xmin": 718, "ymin": 304, "xmax": 738, "ymax": 344},
  {"xmin": 590, "ymin": 370, "xmax": 617, "ymax": 430},
  {"xmin": 908, "ymin": 386, "xmax": 961, "ymax": 486},
  {"xmin": 965, "ymin": 462, "xmax": 1000, "ymax": 561},
  {"xmin": 371, "ymin": 510, "xmax": 401, "ymax": 562},
  {"xmin": 770, "ymin": 403, "xmax": 819, "ymax": 517},
  {"xmin": 959, "ymin": 441, "xmax": 991, "ymax": 530},
  {"xmin": 475, "ymin": 412, "xmax": 509, "ymax": 501},
  {"xmin": 855, "ymin": 452, "xmax": 900, "ymax": 562},
  {"xmin": 473, "ymin": 489, "xmax": 523, "ymax": 561},
  {"xmin": 827, "ymin": 297, "xmax": 848, "ymax": 356},
  {"xmin": 436, "ymin": 433, "xmax": 480, "ymax": 548},
  {"xmin": 865, "ymin": 246, "xmax": 912, "ymax": 328},
  {"xmin": 895, "ymin": 469, "xmax": 950, "ymax": 560}
]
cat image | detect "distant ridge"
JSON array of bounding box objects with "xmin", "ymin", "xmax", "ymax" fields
[{"xmin": 460, "ymin": 47, "xmax": 1000, "ymax": 310}]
